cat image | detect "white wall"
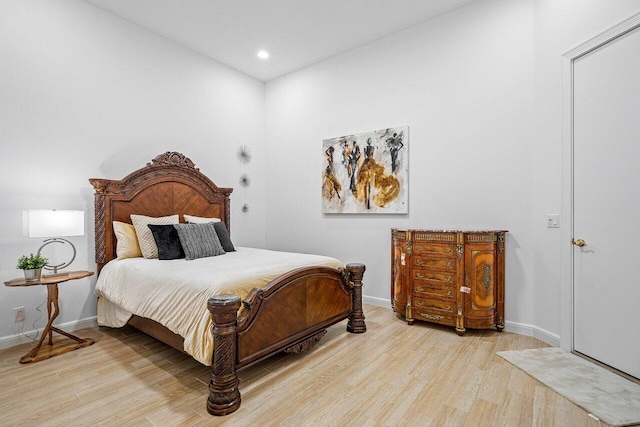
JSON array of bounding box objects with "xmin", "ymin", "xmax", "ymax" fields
[
  {"xmin": 265, "ymin": 0, "xmax": 640, "ymax": 344},
  {"xmin": 0, "ymin": 0, "xmax": 265, "ymax": 346}
]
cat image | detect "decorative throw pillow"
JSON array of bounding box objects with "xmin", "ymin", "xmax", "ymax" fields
[
  {"xmin": 183, "ymin": 214, "xmax": 221, "ymax": 224},
  {"xmin": 173, "ymin": 222, "xmax": 225, "ymax": 260},
  {"xmin": 148, "ymin": 224, "xmax": 185, "ymax": 260},
  {"xmin": 130, "ymin": 214, "xmax": 179, "ymax": 259},
  {"xmin": 214, "ymin": 222, "xmax": 235, "ymax": 252},
  {"xmin": 113, "ymin": 221, "xmax": 142, "ymax": 259}
]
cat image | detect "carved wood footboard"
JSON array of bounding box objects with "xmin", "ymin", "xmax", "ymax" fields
[{"xmin": 207, "ymin": 263, "xmax": 366, "ymax": 416}]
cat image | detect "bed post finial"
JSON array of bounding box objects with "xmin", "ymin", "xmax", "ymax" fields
[
  {"xmin": 207, "ymin": 294, "xmax": 242, "ymax": 416},
  {"xmin": 346, "ymin": 263, "xmax": 367, "ymax": 333}
]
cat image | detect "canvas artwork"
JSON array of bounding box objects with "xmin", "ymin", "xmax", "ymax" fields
[{"xmin": 322, "ymin": 126, "xmax": 408, "ymax": 214}]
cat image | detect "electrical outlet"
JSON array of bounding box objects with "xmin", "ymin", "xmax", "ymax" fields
[{"xmin": 14, "ymin": 307, "xmax": 25, "ymax": 323}]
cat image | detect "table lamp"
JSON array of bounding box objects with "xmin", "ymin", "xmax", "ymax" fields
[{"xmin": 22, "ymin": 209, "xmax": 85, "ymax": 276}]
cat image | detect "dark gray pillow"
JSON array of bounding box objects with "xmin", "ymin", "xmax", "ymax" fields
[
  {"xmin": 148, "ymin": 224, "xmax": 185, "ymax": 260},
  {"xmin": 214, "ymin": 222, "xmax": 235, "ymax": 252},
  {"xmin": 173, "ymin": 222, "xmax": 225, "ymax": 260}
]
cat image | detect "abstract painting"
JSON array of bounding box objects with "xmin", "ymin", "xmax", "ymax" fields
[{"xmin": 322, "ymin": 126, "xmax": 408, "ymax": 213}]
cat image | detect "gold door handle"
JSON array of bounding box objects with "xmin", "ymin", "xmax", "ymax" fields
[{"xmin": 572, "ymin": 238, "xmax": 587, "ymax": 247}]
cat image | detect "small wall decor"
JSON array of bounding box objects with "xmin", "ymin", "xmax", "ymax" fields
[
  {"xmin": 322, "ymin": 126, "xmax": 408, "ymax": 214},
  {"xmin": 237, "ymin": 145, "xmax": 251, "ymax": 214},
  {"xmin": 237, "ymin": 145, "xmax": 252, "ymax": 163}
]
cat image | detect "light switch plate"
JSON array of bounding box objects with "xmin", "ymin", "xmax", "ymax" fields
[{"xmin": 546, "ymin": 214, "xmax": 560, "ymax": 228}]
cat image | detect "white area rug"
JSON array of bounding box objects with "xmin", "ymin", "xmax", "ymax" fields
[{"xmin": 497, "ymin": 347, "xmax": 640, "ymax": 427}]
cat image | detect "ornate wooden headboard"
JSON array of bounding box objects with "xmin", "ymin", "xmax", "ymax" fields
[{"xmin": 90, "ymin": 152, "xmax": 233, "ymax": 272}]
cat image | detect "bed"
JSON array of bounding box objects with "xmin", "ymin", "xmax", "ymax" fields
[{"xmin": 89, "ymin": 151, "xmax": 366, "ymax": 416}]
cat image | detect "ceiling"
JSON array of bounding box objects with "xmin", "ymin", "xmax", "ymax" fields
[{"xmin": 83, "ymin": 0, "xmax": 477, "ymax": 82}]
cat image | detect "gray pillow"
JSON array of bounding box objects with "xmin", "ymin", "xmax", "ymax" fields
[
  {"xmin": 173, "ymin": 222, "xmax": 225, "ymax": 260},
  {"xmin": 214, "ymin": 221, "xmax": 235, "ymax": 252}
]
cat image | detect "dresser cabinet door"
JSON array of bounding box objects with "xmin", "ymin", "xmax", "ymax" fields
[{"xmin": 463, "ymin": 240, "xmax": 497, "ymax": 329}]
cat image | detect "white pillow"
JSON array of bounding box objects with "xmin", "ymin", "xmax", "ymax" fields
[
  {"xmin": 183, "ymin": 214, "xmax": 221, "ymax": 224},
  {"xmin": 130, "ymin": 214, "xmax": 179, "ymax": 259},
  {"xmin": 113, "ymin": 221, "xmax": 142, "ymax": 259}
]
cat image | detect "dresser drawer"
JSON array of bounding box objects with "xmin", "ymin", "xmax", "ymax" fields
[
  {"xmin": 413, "ymin": 297, "xmax": 455, "ymax": 315},
  {"xmin": 413, "ymin": 282, "xmax": 456, "ymax": 301},
  {"xmin": 411, "ymin": 309, "xmax": 456, "ymax": 326},
  {"xmin": 413, "ymin": 243, "xmax": 456, "ymax": 258},
  {"xmin": 411, "ymin": 297, "xmax": 456, "ymax": 326},
  {"xmin": 412, "ymin": 270, "xmax": 455, "ymax": 286},
  {"xmin": 412, "ymin": 256, "xmax": 456, "ymax": 271}
]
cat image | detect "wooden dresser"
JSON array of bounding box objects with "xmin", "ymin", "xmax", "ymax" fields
[{"xmin": 391, "ymin": 229, "xmax": 506, "ymax": 335}]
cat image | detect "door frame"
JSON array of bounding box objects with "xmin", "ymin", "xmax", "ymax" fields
[{"xmin": 561, "ymin": 12, "xmax": 640, "ymax": 352}]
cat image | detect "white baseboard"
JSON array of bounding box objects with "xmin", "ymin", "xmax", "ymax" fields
[
  {"xmin": 364, "ymin": 296, "xmax": 560, "ymax": 347},
  {"xmin": 363, "ymin": 295, "xmax": 391, "ymax": 308},
  {"xmin": 504, "ymin": 320, "xmax": 560, "ymax": 347},
  {"xmin": 0, "ymin": 316, "xmax": 98, "ymax": 350}
]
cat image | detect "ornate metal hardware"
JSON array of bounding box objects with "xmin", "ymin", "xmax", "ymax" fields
[
  {"xmin": 416, "ymin": 273, "xmax": 453, "ymax": 283},
  {"xmin": 419, "ymin": 313, "xmax": 445, "ymax": 321},
  {"xmin": 498, "ymin": 232, "xmax": 505, "ymax": 253},
  {"xmin": 414, "ymin": 233, "xmax": 455, "ymax": 242},
  {"xmin": 415, "ymin": 300, "xmax": 451, "ymax": 311},
  {"xmin": 415, "ymin": 286, "xmax": 453, "ymax": 297},
  {"xmin": 482, "ymin": 265, "xmax": 492, "ymax": 292},
  {"xmin": 466, "ymin": 234, "xmax": 497, "ymax": 243},
  {"xmin": 416, "ymin": 247, "xmax": 452, "ymax": 255},
  {"xmin": 415, "ymin": 259, "xmax": 452, "ymax": 268}
]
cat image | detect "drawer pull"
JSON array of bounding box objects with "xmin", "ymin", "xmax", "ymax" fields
[
  {"xmin": 415, "ymin": 286, "xmax": 453, "ymax": 297},
  {"xmin": 416, "ymin": 273, "xmax": 453, "ymax": 283},
  {"xmin": 415, "ymin": 259, "xmax": 453, "ymax": 268},
  {"xmin": 415, "ymin": 300, "xmax": 451, "ymax": 311},
  {"xmin": 420, "ymin": 313, "xmax": 445, "ymax": 321},
  {"xmin": 417, "ymin": 248, "xmax": 452, "ymax": 254}
]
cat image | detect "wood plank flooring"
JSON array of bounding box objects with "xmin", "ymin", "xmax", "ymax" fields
[{"xmin": 0, "ymin": 305, "xmax": 606, "ymax": 426}]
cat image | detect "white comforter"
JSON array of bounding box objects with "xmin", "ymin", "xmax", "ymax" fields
[{"xmin": 95, "ymin": 247, "xmax": 343, "ymax": 365}]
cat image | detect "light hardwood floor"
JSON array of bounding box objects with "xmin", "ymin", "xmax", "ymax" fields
[{"xmin": 0, "ymin": 304, "xmax": 606, "ymax": 426}]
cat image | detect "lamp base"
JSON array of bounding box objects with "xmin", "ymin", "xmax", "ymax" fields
[{"xmin": 37, "ymin": 238, "xmax": 77, "ymax": 275}]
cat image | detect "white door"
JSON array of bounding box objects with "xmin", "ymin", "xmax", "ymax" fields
[{"xmin": 573, "ymin": 26, "xmax": 640, "ymax": 379}]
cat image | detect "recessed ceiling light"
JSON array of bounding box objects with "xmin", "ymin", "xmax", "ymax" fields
[{"xmin": 257, "ymin": 50, "xmax": 270, "ymax": 60}]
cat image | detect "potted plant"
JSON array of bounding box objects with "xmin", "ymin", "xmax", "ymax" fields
[{"xmin": 16, "ymin": 253, "xmax": 48, "ymax": 281}]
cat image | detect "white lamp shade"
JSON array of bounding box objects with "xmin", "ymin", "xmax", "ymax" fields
[{"xmin": 22, "ymin": 210, "xmax": 85, "ymax": 238}]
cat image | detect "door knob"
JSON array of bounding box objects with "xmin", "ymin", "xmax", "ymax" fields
[{"xmin": 572, "ymin": 238, "xmax": 587, "ymax": 247}]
